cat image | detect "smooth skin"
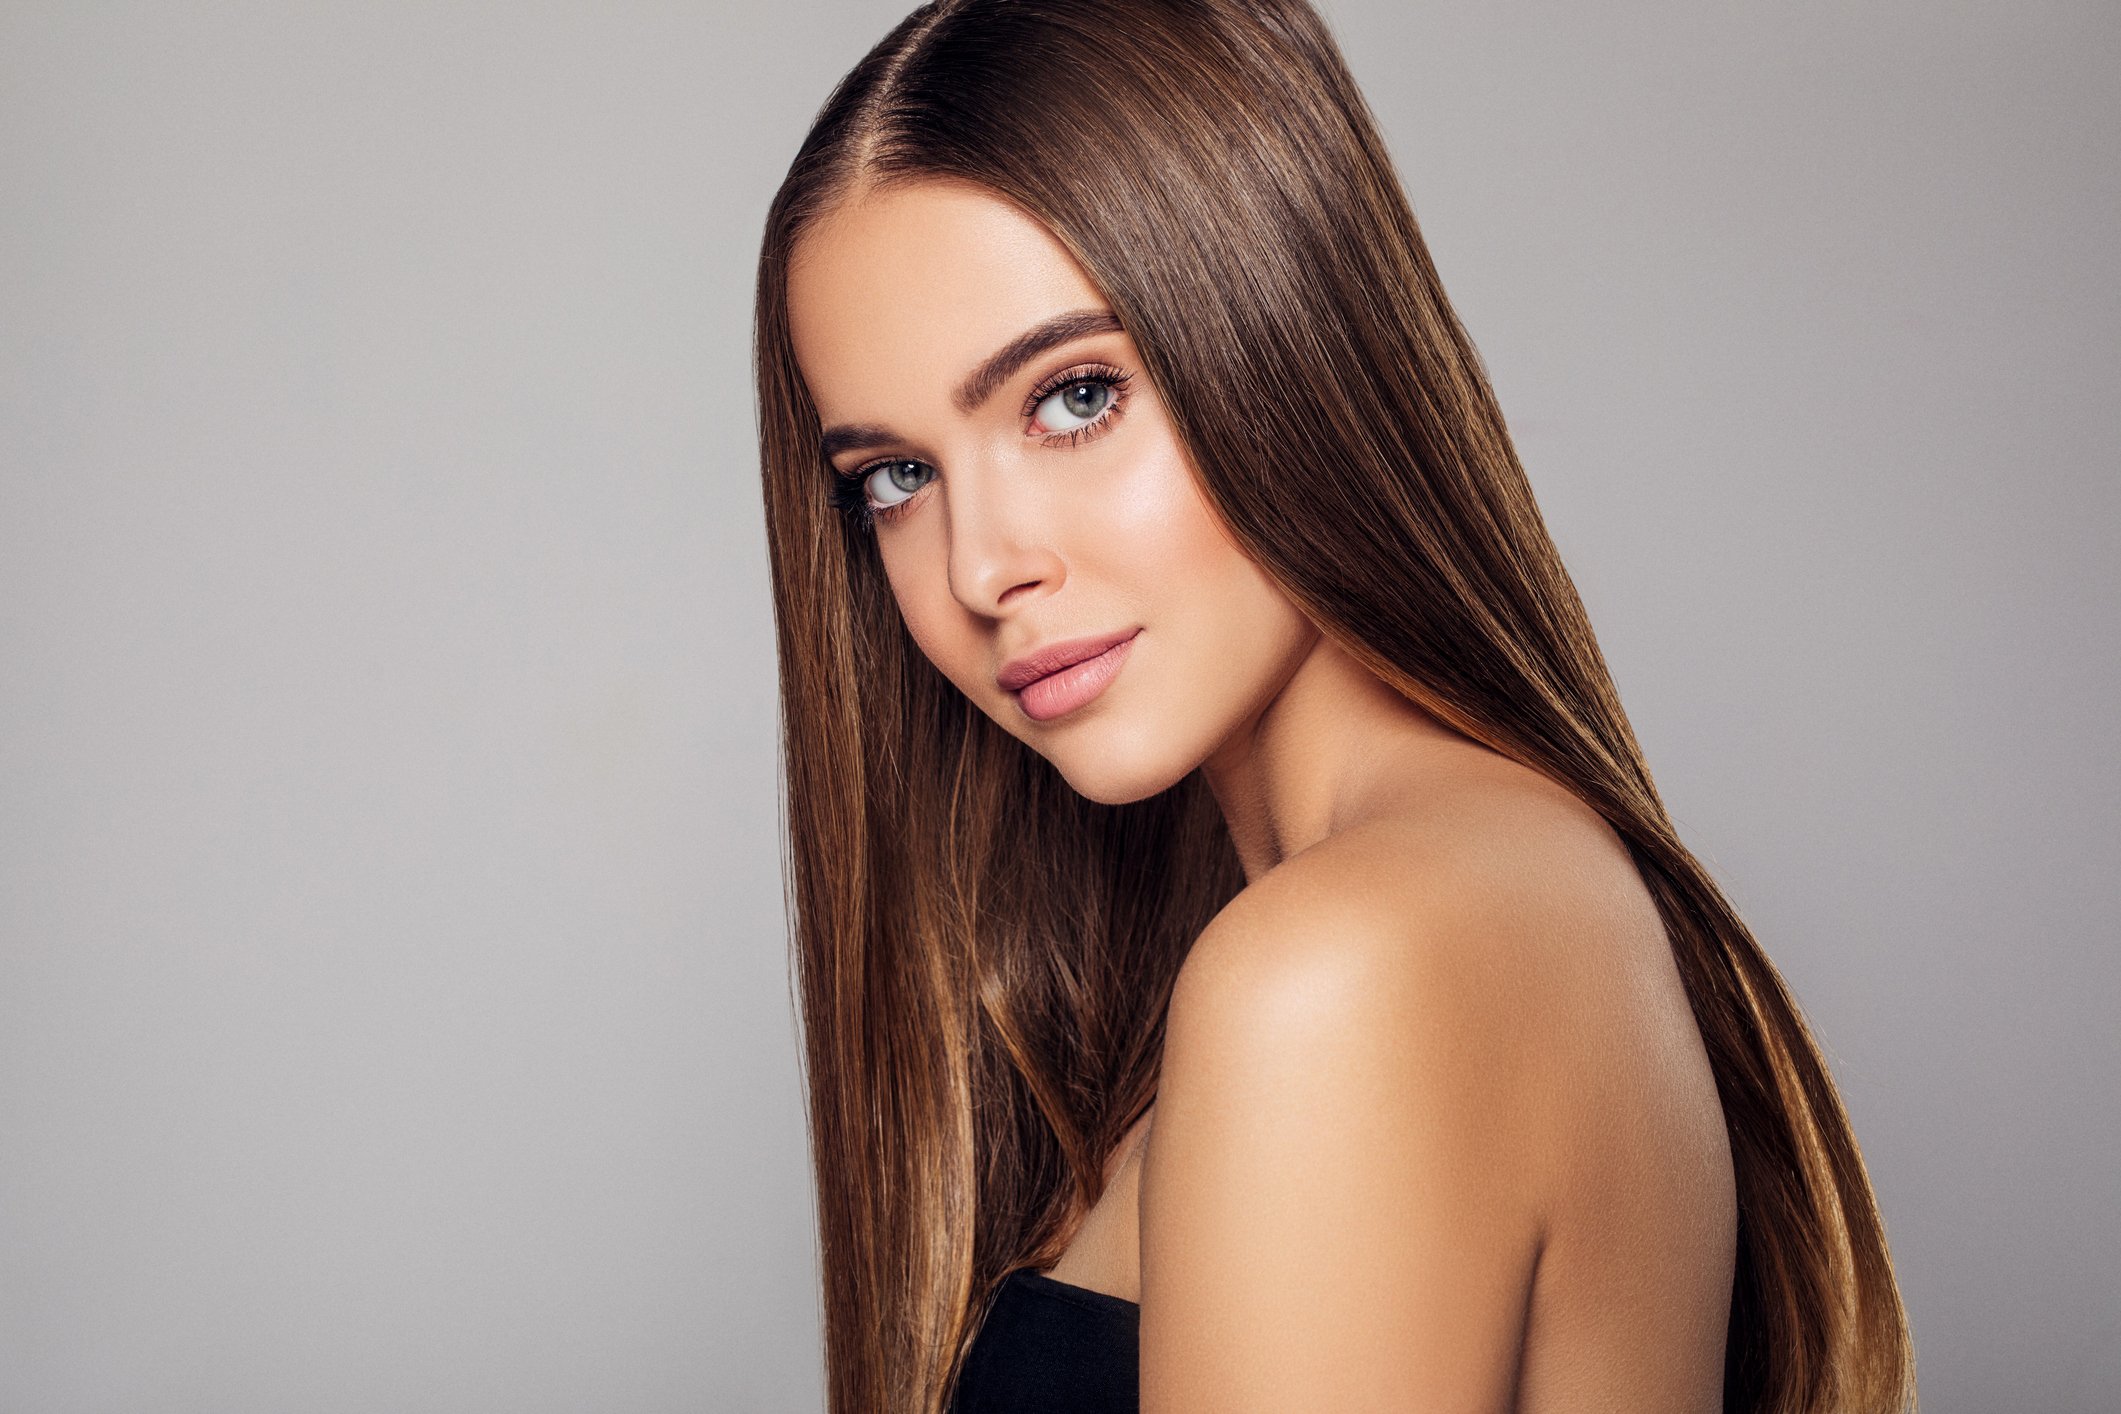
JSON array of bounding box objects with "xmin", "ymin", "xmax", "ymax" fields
[{"xmin": 786, "ymin": 177, "xmax": 1737, "ymax": 1413}]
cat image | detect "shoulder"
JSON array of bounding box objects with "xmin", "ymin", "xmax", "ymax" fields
[
  {"xmin": 1162, "ymin": 765, "xmax": 1669, "ymax": 1133},
  {"xmin": 1136, "ymin": 766, "xmax": 1693, "ymax": 1404}
]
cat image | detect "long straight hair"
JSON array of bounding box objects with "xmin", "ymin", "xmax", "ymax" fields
[{"xmin": 753, "ymin": 2, "xmax": 1913, "ymax": 1410}]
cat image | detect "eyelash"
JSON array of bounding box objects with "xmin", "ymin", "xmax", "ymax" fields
[{"xmin": 829, "ymin": 361, "xmax": 1136, "ymax": 531}]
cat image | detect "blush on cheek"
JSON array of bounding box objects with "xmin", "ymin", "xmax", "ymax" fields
[
  {"xmin": 1099, "ymin": 440, "xmax": 1227, "ymax": 562},
  {"xmin": 1142, "ymin": 473, "xmax": 1259, "ymax": 605}
]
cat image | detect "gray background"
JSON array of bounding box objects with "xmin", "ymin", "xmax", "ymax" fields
[{"xmin": 2, "ymin": 1, "xmax": 2113, "ymax": 1409}]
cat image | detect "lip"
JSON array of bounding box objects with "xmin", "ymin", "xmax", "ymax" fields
[{"xmin": 998, "ymin": 627, "xmax": 1142, "ymax": 721}]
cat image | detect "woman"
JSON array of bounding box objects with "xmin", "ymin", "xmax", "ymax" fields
[{"xmin": 753, "ymin": 1, "xmax": 1914, "ymax": 1411}]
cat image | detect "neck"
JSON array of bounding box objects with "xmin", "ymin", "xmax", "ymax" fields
[{"xmin": 1199, "ymin": 629, "xmax": 1480, "ymax": 882}]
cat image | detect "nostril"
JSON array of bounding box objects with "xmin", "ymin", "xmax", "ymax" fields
[{"xmin": 996, "ymin": 577, "xmax": 1045, "ymax": 609}]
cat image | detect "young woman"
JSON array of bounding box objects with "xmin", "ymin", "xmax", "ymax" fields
[{"xmin": 752, "ymin": 2, "xmax": 1913, "ymax": 1410}]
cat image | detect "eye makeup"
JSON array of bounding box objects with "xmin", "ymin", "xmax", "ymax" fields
[{"xmin": 828, "ymin": 360, "xmax": 1135, "ymax": 532}]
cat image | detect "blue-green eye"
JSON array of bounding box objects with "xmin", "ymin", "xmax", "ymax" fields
[
  {"xmin": 1031, "ymin": 377, "xmax": 1114, "ymax": 434},
  {"xmin": 827, "ymin": 362, "xmax": 1135, "ymax": 533},
  {"xmin": 863, "ymin": 458, "xmax": 934, "ymax": 509}
]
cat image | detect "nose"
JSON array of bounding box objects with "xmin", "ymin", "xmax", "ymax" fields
[{"xmin": 944, "ymin": 457, "xmax": 1064, "ymax": 618}]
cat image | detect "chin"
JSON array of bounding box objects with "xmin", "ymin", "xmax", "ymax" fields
[{"xmin": 1045, "ymin": 729, "xmax": 1196, "ymax": 806}]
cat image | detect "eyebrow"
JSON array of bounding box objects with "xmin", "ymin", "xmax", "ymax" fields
[{"xmin": 818, "ymin": 307, "xmax": 1125, "ymax": 462}]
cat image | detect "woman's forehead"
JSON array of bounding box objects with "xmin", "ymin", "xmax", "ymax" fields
[{"xmin": 786, "ymin": 181, "xmax": 1109, "ymax": 417}]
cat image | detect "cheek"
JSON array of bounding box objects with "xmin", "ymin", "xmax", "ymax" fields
[
  {"xmin": 1105, "ymin": 442, "xmax": 1316, "ymax": 712},
  {"xmin": 876, "ymin": 525, "xmax": 1047, "ymax": 726},
  {"xmin": 1092, "ymin": 437, "xmax": 1238, "ymax": 588},
  {"xmin": 879, "ymin": 545, "xmax": 976, "ymax": 689},
  {"xmin": 1096, "ymin": 437, "xmax": 1287, "ymax": 626}
]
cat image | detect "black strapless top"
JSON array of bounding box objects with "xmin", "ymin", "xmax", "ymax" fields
[{"xmin": 949, "ymin": 1269, "xmax": 1139, "ymax": 1413}]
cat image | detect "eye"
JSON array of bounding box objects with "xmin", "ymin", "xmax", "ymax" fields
[
  {"xmin": 1023, "ymin": 362, "xmax": 1133, "ymax": 445},
  {"xmin": 862, "ymin": 458, "xmax": 934, "ymax": 509},
  {"xmin": 1031, "ymin": 377, "xmax": 1115, "ymax": 435}
]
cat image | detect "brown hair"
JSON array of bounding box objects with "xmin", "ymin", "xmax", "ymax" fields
[{"xmin": 752, "ymin": 2, "xmax": 1914, "ymax": 1410}]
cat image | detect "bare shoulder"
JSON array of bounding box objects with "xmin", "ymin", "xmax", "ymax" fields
[
  {"xmin": 1139, "ymin": 759, "xmax": 1722, "ymax": 1407},
  {"xmin": 1137, "ymin": 756, "xmax": 1734, "ymax": 1407},
  {"xmin": 1164, "ymin": 757, "xmax": 1681, "ymax": 1121}
]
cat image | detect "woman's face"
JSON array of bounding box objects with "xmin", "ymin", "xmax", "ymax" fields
[{"xmin": 785, "ymin": 178, "xmax": 1319, "ymax": 805}]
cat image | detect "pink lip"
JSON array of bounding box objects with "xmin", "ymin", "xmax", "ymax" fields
[{"xmin": 999, "ymin": 628, "xmax": 1141, "ymax": 722}]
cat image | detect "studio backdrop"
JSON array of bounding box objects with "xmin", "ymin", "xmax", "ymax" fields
[{"xmin": 2, "ymin": 2, "xmax": 2114, "ymax": 1411}]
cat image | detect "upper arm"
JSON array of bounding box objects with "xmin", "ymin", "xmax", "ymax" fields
[{"xmin": 1138, "ymin": 852, "xmax": 1557, "ymax": 1414}]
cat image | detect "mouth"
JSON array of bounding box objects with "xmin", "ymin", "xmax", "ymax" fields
[{"xmin": 998, "ymin": 627, "xmax": 1142, "ymax": 723}]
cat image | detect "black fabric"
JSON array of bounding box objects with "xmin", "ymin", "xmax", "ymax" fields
[{"xmin": 949, "ymin": 1269, "xmax": 1139, "ymax": 1414}]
